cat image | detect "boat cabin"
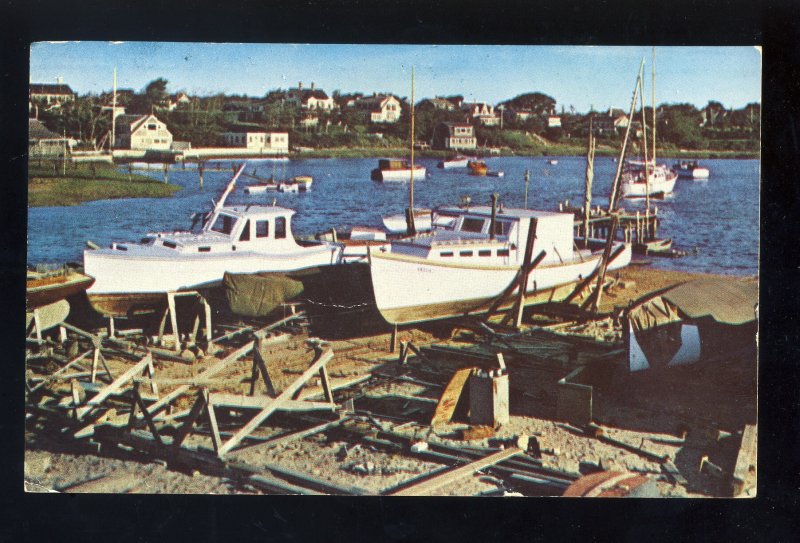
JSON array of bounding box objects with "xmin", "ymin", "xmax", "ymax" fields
[
  {"xmin": 387, "ymin": 206, "xmax": 577, "ymax": 266},
  {"xmin": 109, "ymin": 205, "xmax": 301, "ymax": 256}
]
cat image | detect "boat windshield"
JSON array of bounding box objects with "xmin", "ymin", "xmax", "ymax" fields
[{"xmin": 210, "ymin": 214, "xmax": 238, "ymax": 235}]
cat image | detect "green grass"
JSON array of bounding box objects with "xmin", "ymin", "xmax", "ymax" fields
[{"xmin": 28, "ymin": 162, "xmax": 182, "ymax": 207}]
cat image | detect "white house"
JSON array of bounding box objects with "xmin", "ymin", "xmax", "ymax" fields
[
  {"xmin": 223, "ymin": 129, "xmax": 289, "ymax": 153},
  {"xmin": 30, "ymin": 83, "xmax": 76, "ymax": 106},
  {"xmin": 285, "ymin": 82, "xmax": 336, "ymax": 110},
  {"xmin": 547, "ymin": 116, "xmax": 562, "ymax": 128},
  {"xmin": 114, "ymin": 114, "xmax": 173, "ymax": 150},
  {"xmin": 432, "ymin": 122, "xmax": 477, "ymax": 150},
  {"xmin": 462, "ymin": 101, "xmax": 499, "ymax": 126},
  {"xmin": 351, "ymin": 94, "xmax": 402, "ymax": 123}
]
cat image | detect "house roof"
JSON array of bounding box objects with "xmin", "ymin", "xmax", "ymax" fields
[
  {"xmin": 28, "ymin": 118, "xmax": 62, "ymax": 140},
  {"xmin": 30, "ymin": 83, "xmax": 74, "ymax": 96},
  {"xmin": 295, "ymin": 89, "xmax": 330, "ymax": 102},
  {"xmin": 438, "ymin": 122, "xmax": 473, "ymax": 133}
]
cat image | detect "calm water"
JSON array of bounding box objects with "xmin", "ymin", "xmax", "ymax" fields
[{"xmin": 27, "ymin": 156, "xmax": 759, "ymax": 276}]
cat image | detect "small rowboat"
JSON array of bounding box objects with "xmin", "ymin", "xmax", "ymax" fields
[{"xmin": 26, "ymin": 267, "xmax": 95, "ymax": 310}]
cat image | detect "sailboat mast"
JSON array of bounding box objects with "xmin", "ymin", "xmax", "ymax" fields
[
  {"xmin": 608, "ymin": 59, "xmax": 644, "ymax": 212},
  {"xmin": 111, "ymin": 67, "xmax": 117, "ymax": 151},
  {"xmin": 652, "ymin": 47, "xmax": 657, "ymax": 166},
  {"xmin": 639, "ymin": 67, "xmax": 650, "ymax": 213},
  {"xmin": 409, "ymin": 65, "xmax": 415, "ymax": 215}
]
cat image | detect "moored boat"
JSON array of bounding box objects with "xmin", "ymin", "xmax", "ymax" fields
[
  {"xmin": 371, "ymin": 159, "xmax": 426, "ymax": 183},
  {"xmin": 673, "ymin": 160, "xmax": 710, "ymax": 179},
  {"xmin": 620, "ymin": 160, "xmax": 677, "ymax": 199},
  {"xmin": 245, "ymin": 175, "xmax": 312, "ymax": 194},
  {"xmin": 368, "ymin": 205, "xmax": 632, "ymax": 325},
  {"xmin": 437, "ymin": 155, "xmax": 471, "ymax": 169},
  {"xmin": 467, "ymin": 160, "xmax": 488, "ymax": 176},
  {"xmin": 83, "ymin": 166, "xmax": 342, "ymax": 317}
]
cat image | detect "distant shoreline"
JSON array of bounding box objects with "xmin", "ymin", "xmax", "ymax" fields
[{"xmin": 292, "ymin": 146, "xmax": 760, "ymax": 160}]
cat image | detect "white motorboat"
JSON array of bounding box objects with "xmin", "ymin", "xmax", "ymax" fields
[
  {"xmin": 83, "ymin": 166, "xmax": 342, "ymax": 317},
  {"xmin": 245, "ymin": 175, "xmax": 312, "ymax": 194},
  {"xmin": 437, "ymin": 155, "xmax": 472, "ymax": 169},
  {"xmin": 673, "ymin": 160, "xmax": 710, "ymax": 179},
  {"xmin": 382, "ymin": 209, "xmax": 459, "ymax": 234},
  {"xmin": 371, "ymin": 159, "xmax": 427, "ymax": 183},
  {"xmin": 368, "ymin": 205, "xmax": 632, "ymax": 325},
  {"xmin": 620, "ymin": 160, "xmax": 677, "ymax": 199}
]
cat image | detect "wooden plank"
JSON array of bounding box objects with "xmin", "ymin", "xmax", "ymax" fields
[
  {"xmin": 430, "ymin": 368, "xmax": 476, "ymax": 428},
  {"xmin": 247, "ymin": 474, "xmax": 324, "ymax": 496},
  {"xmin": 389, "ymin": 447, "xmax": 522, "ymax": 496},
  {"xmin": 585, "ymin": 214, "xmax": 619, "ymax": 311},
  {"xmin": 217, "ymin": 348, "xmax": 334, "ymax": 456},
  {"xmin": 262, "ymin": 463, "xmax": 371, "ymax": 496},
  {"xmin": 209, "ymin": 393, "xmax": 336, "ymax": 413},
  {"xmin": 732, "ymin": 424, "xmax": 757, "ymax": 496},
  {"xmin": 204, "ymin": 389, "xmax": 223, "ymax": 455},
  {"xmin": 319, "ymin": 366, "xmax": 334, "ymax": 404}
]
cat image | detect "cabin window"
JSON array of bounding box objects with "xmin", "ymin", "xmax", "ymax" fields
[
  {"xmin": 210, "ymin": 214, "xmax": 237, "ymax": 235},
  {"xmin": 497, "ymin": 248, "xmax": 510, "ymax": 257},
  {"xmin": 478, "ymin": 250, "xmax": 492, "ymax": 257},
  {"xmin": 239, "ymin": 220, "xmax": 251, "ymax": 242},
  {"xmin": 162, "ymin": 240, "xmax": 177, "ymax": 249},
  {"xmin": 439, "ymin": 251, "xmax": 454, "ymax": 257},
  {"xmin": 493, "ymin": 221, "xmax": 511, "ymax": 236},
  {"xmin": 459, "ymin": 250, "xmax": 473, "ymax": 257},
  {"xmin": 198, "ymin": 246, "xmax": 211, "ymax": 252},
  {"xmin": 461, "ymin": 218, "xmax": 485, "ymax": 233},
  {"xmin": 116, "ymin": 245, "xmax": 128, "ymax": 251},
  {"xmin": 275, "ymin": 217, "xmax": 287, "ymax": 239},
  {"xmin": 256, "ymin": 220, "xmax": 269, "ymax": 238}
]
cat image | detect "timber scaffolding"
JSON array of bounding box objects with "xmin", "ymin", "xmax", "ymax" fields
[{"xmin": 25, "ymin": 290, "xmax": 757, "ymax": 496}]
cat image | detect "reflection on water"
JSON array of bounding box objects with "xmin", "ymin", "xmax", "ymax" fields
[{"xmin": 27, "ymin": 157, "xmax": 759, "ymax": 276}]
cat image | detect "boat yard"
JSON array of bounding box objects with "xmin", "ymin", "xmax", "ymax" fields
[{"xmin": 24, "ymin": 263, "xmax": 757, "ymax": 497}]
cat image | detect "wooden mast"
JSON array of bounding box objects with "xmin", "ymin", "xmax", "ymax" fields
[
  {"xmin": 583, "ymin": 118, "xmax": 596, "ymax": 249},
  {"xmin": 111, "ymin": 67, "xmax": 117, "ymax": 152},
  {"xmin": 407, "ymin": 65, "xmax": 416, "ymax": 235},
  {"xmin": 608, "ymin": 59, "xmax": 644, "ymax": 212},
  {"xmin": 638, "ymin": 67, "xmax": 650, "ymax": 214}
]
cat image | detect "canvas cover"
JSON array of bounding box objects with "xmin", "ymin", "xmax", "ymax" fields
[
  {"xmin": 629, "ymin": 278, "xmax": 758, "ymax": 332},
  {"xmin": 224, "ymin": 270, "xmax": 309, "ymax": 317}
]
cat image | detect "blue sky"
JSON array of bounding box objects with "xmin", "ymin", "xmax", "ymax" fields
[{"xmin": 30, "ymin": 42, "xmax": 761, "ymax": 112}]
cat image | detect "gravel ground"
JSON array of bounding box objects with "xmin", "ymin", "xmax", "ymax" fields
[{"xmin": 24, "ymin": 267, "xmax": 757, "ymax": 497}]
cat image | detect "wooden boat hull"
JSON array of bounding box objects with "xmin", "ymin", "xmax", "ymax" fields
[
  {"xmin": 26, "ymin": 299, "xmax": 71, "ymax": 332},
  {"xmin": 26, "ymin": 272, "xmax": 95, "ymax": 310},
  {"xmin": 368, "ymin": 243, "xmax": 631, "ymax": 325},
  {"xmin": 437, "ymin": 158, "xmax": 469, "ymax": 169},
  {"xmin": 86, "ymin": 292, "xmax": 169, "ymax": 318}
]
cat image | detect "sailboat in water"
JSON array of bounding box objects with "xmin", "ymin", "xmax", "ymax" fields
[{"xmin": 620, "ymin": 51, "xmax": 677, "ymax": 200}]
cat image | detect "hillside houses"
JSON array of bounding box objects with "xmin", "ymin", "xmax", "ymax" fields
[{"xmin": 417, "ymin": 97, "xmax": 457, "ymax": 111}]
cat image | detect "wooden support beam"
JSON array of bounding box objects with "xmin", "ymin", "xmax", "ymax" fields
[
  {"xmin": 76, "ymin": 353, "xmax": 154, "ymax": 420},
  {"xmin": 319, "ymin": 365, "xmax": 334, "ymax": 404},
  {"xmin": 564, "ymin": 242, "xmax": 626, "ymax": 305},
  {"xmin": 167, "ymin": 292, "xmax": 180, "ymax": 352},
  {"xmin": 389, "ymin": 447, "xmax": 522, "ymax": 496},
  {"xmin": 30, "ymin": 350, "xmax": 92, "ymax": 392},
  {"xmin": 217, "ymin": 348, "xmax": 335, "ymax": 456},
  {"xmin": 140, "ymin": 340, "xmax": 254, "ymax": 420},
  {"xmin": 732, "ymin": 424, "xmax": 757, "ymax": 496},
  {"xmin": 585, "ymin": 214, "xmax": 620, "ymax": 312}
]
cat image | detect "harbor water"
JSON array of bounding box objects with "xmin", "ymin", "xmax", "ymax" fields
[{"xmin": 27, "ymin": 156, "xmax": 759, "ymax": 276}]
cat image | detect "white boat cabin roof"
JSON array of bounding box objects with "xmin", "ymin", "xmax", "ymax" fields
[
  {"xmin": 212, "ymin": 205, "xmax": 296, "ymax": 221},
  {"xmin": 436, "ymin": 205, "xmax": 569, "ymax": 220}
]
